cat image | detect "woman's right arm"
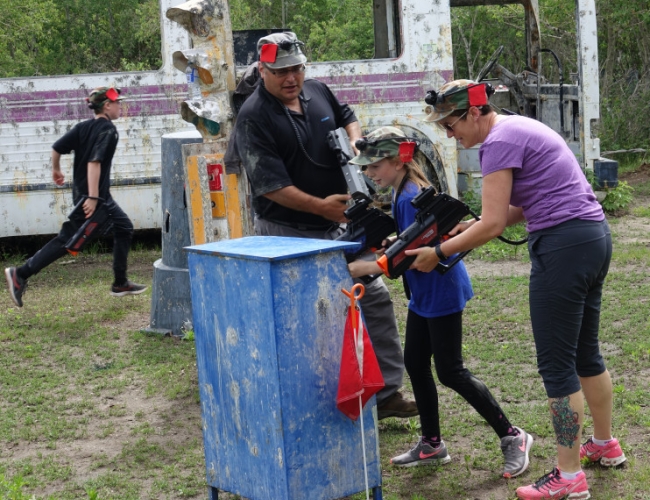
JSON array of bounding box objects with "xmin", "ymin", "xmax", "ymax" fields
[{"xmin": 406, "ymin": 169, "xmax": 516, "ymax": 272}]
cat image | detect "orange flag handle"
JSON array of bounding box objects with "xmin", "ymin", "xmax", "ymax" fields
[{"xmin": 341, "ymin": 283, "xmax": 365, "ymax": 331}]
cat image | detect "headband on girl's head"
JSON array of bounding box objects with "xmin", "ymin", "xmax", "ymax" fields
[{"xmin": 398, "ymin": 141, "xmax": 417, "ymax": 163}]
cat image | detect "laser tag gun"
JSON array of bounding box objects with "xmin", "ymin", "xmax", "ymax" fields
[
  {"xmin": 64, "ymin": 196, "xmax": 113, "ymax": 256},
  {"xmin": 336, "ymin": 191, "xmax": 396, "ymax": 262},
  {"xmin": 376, "ymin": 187, "xmax": 473, "ymax": 278},
  {"xmin": 327, "ymin": 127, "xmax": 374, "ymax": 197}
]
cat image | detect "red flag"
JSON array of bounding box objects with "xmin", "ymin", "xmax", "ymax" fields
[{"xmin": 336, "ymin": 303, "xmax": 385, "ymax": 420}]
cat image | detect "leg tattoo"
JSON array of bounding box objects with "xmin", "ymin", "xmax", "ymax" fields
[{"xmin": 550, "ymin": 396, "xmax": 580, "ymax": 448}]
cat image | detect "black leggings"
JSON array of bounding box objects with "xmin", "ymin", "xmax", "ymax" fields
[
  {"xmin": 22, "ymin": 197, "xmax": 134, "ymax": 285},
  {"xmin": 404, "ymin": 309, "xmax": 513, "ymax": 439}
]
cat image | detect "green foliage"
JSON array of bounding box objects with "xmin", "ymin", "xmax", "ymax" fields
[
  {"xmin": 451, "ymin": 0, "xmax": 650, "ymax": 151},
  {"xmin": 2, "ymin": 0, "xmax": 648, "ymax": 153},
  {"xmin": 0, "ymin": 0, "xmax": 162, "ymax": 77},
  {"xmin": 459, "ymin": 189, "xmax": 481, "ymax": 216},
  {"xmin": 600, "ymin": 181, "xmax": 635, "ymax": 214},
  {"xmin": 0, "ymin": 474, "xmax": 36, "ymax": 500},
  {"xmin": 451, "ymin": 4, "xmax": 528, "ymax": 80}
]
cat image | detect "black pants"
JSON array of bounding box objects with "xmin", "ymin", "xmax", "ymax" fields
[
  {"xmin": 404, "ymin": 309, "xmax": 513, "ymax": 440},
  {"xmin": 24, "ymin": 198, "xmax": 134, "ymax": 285},
  {"xmin": 528, "ymin": 218, "xmax": 611, "ymax": 398}
]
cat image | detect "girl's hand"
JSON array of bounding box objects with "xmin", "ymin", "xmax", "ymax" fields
[
  {"xmin": 348, "ymin": 259, "xmax": 381, "ymax": 278},
  {"xmin": 404, "ymin": 246, "xmax": 439, "ymax": 273},
  {"xmin": 375, "ymin": 236, "xmax": 397, "ymax": 256}
]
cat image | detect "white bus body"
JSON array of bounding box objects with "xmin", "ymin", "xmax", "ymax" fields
[{"xmin": 0, "ymin": 0, "xmax": 600, "ymax": 238}]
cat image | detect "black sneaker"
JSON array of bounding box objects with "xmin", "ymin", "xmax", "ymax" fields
[
  {"xmin": 5, "ymin": 267, "xmax": 27, "ymax": 308},
  {"xmin": 110, "ymin": 280, "xmax": 147, "ymax": 297}
]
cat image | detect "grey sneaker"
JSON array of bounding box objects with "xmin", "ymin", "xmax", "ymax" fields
[
  {"xmin": 390, "ymin": 438, "xmax": 452, "ymax": 467},
  {"xmin": 5, "ymin": 267, "xmax": 27, "ymax": 308},
  {"xmin": 110, "ymin": 280, "xmax": 147, "ymax": 297},
  {"xmin": 501, "ymin": 426, "xmax": 533, "ymax": 478}
]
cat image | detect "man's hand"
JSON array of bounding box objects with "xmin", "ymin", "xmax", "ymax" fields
[
  {"xmin": 319, "ymin": 194, "xmax": 351, "ymax": 223},
  {"xmin": 82, "ymin": 197, "xmax": 98, "ymax": 219},
  {"xmin": 264, "ymin": 186, "xmax": 350, "ymax": 223},
  {"xmin": 345, "ymin": 121, "xmax": 362, "ymax": 155}
]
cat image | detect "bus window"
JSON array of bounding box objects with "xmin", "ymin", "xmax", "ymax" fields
[{"xmin": 229, "ymin": 0, "xmax": 402, "ymax": 64}]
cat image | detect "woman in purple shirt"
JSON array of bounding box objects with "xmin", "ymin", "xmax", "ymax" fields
[{"xmin": 410, "ymin": 79, "xmax": 625, "ymax": 500}]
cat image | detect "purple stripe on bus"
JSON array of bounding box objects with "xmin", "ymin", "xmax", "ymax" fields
[
  {"xmin": 0, "ymin": 84, "xmax": 185, "ymax": 123},
  {"xmin": 1, "ymin": 71, "xmax": 446, "ymax": 123}
]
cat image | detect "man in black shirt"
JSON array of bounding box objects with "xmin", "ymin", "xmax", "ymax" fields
[
  {"xmin": 5, "ymin": 87, "xmax": 146, "ymax": 308},
  {"xmin": 235, "ymin": 32, "xmax": 417, "ymax": 419}
]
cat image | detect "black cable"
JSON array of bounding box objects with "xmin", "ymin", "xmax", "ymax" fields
[
  {"xmin": 467, "ymin": 208, "xmax": 528, "ymax": 246},
  {"xmin": 281, "ymin": 105, "xmax": 337, "ymax": 169}
]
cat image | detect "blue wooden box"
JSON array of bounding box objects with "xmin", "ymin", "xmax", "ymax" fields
[{"xmin": 185, "ymin": 236, "xmax": 382, "ymax": 500}]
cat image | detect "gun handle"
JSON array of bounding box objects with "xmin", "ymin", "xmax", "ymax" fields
[
  {"xmin": 357, "ymin": 273, "xmax": 382, "ymax": 284},
  {"xmin": 434, "ymin": 250, "xmax": 472, "ymax": 275}
]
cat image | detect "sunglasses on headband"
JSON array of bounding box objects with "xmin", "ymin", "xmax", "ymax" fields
[{"xmin": 260, "ymin": 39, "xmax": 305, "ymax": 64}]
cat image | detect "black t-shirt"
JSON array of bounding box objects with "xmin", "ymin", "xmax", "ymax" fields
[
  {"xmin": 52, "ymin": 117, "xmax": 119, "ymax": 202},
  {"xmin": 235, "ymin": 78, "xmax": 357, "ymax": 228}
]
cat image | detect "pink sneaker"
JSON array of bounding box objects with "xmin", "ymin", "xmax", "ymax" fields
[
  {"xmin": 580, "ymin": 437, "xmax": 626, "ymax": 466},
  {"xmin": 516, "ymin": 467, "xmax": 590, "ymax": 499}
]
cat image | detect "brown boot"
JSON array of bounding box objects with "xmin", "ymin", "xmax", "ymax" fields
[{"xmin": 377, "ymin": 391, "xmax": 418, "ymax": 420}]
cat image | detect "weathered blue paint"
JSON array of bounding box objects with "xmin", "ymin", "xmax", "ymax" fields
[{"xmin": 186, "ymin": 236, "xmax": 381, "ymax": 500}]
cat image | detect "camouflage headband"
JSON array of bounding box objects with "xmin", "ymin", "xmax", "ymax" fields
[
  {"xmin": 349, "ymin": 126, "xmax": 419, "ymax": 166},
  {"xmin": 423, "ymin": 80, "xmax": 493, "ymax": 122}
]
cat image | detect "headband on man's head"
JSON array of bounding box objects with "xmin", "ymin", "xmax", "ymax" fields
[
  {"xmin": 260, "ymin": 40, "xmax": 305, "ymax": 63},
  {"xmin": 257, "ymin": 32, "xmax": 307, "ymax": 69}
]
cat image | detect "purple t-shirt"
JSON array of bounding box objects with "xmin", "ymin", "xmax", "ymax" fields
[{"xmin": 479, "ymin": 115, "xmax": 603, "ymax": 232}]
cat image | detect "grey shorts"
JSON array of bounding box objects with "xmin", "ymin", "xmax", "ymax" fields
[{"xmin": 528, "ymin": 218, "xmax": 611, "ymax": 398}]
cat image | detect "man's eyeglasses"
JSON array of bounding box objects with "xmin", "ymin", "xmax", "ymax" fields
[
  {"xmin": 264, "ymin": 64, "xmax": 306, "ymax": 78},
  {"xmin": 437, "ymin": 111, "xmax": 468, "ymax": 132}
]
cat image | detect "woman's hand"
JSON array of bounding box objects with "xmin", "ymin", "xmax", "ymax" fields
[
  {"xmin": 447, "ymin": 219, "xmax": 476, "ymax": 237},
  {"xmin": 404, "ymin": 246, "xmax": 439, "ymax": 273}
]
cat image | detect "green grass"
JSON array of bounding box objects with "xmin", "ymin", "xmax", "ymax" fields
[{"xmin": 1, "ymin": 201, "xmax": 649, "ymax": 499}]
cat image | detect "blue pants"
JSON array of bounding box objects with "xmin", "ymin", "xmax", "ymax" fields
[{"xmin": 528, "ymin": 218, "xmax": 611, "ymax": 398}]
